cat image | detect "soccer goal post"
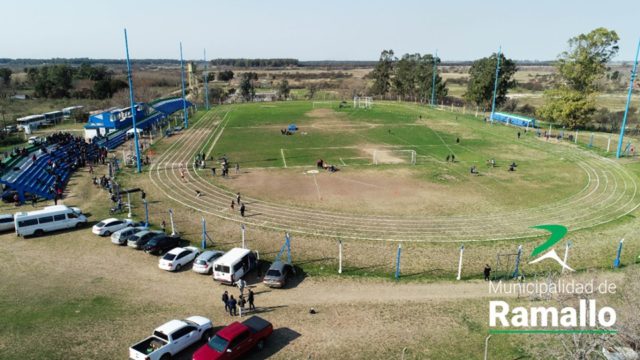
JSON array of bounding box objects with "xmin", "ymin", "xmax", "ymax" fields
[
  {"xmin": 312, "ymin": 101, "xmax": 334, "ymax": 108},
  {"xmin": 372, "ymin": 149, "xmax": 416, "ymax": 165}
]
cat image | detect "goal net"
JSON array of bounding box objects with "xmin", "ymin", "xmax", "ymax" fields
[
  {"xmin": 353, "ymin": 96, "xmax": 373, "ymax": 109},
  {"xmin": 372, "ymin": 149, "xmax": 416, "ymax": 165}
]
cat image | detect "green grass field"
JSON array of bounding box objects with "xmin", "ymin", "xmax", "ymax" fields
[{"xmin": 208, "ymin": 101, "xmax": 588, "ymax": 210}]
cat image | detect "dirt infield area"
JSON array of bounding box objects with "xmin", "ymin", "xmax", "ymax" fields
[{"xmin": 217, "ymin": 167, "xmax": 490, "ymax": 216}]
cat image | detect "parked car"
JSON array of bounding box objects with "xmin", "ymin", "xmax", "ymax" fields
[
  {"xmin": 27, "ymin": 136, "xmax": 42, "ymax": 145},
  {"xmin": 192, "ymin": 316, "xmax": 273, "ymax": 360},
  {"xmin": 127, "ymin": 230, "xmax": 161, "ymax": 249},
  {"xmin": 14, "ymin": 205, "xmax": 87, "ymax": 237},
  {"xmin": 159, "ymin": 246, "xmax": 201, "ymax": 272},
  {"xmin": 262, "ymin": 261, "xmax": 293, "ymax": 288},
  {"xmin": 129, "ymin": 316, "xmax": 213, "ymax": 360},
  {"xmin": 91, "ymin": 218, "xmax": 133, "ymax": 236},
  {"xmin": 212, "ymin": 248, "xmax": 258, "ymax": 285},
  {"xmin": 0, "ymin": 214, "xmax": 15, "ymax": 232},
  {"xmin": 192, "ymin": 250, "xmax": 225, "ymax": 275},
  {"xmin": 144, "ymin": 235, "xmax": 180, "ymax": 255},
  {"xmin": 110, "ymin": 226, "xmax": 145, "ymax": 245}
]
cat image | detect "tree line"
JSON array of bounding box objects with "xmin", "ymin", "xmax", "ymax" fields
[
  {"xmin": 211, "ymin": 58, "xmax": 299, "ymax": 68},
  {"xmin": 368, "ymin": 27, "xmax": 624, "ymax": 130},
  {"xmin": 24, "ymin": 63, "xmax": 128, "ymax": 99}
]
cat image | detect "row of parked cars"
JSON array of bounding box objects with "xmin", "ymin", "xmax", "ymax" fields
[
  {"xmin": 94, "ymin": 218, "xmax": 294, "ymax": 287},
  {"xmin": 129, "ymin": 315, "xmax": 273, "ymax": 360}
]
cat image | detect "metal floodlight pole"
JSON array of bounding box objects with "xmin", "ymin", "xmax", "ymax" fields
[
  {"xmin": 180, "ymin": 42, "xmax": 189, "ymax": 129},
  {"xmin": 431, "ymin": 50, "xmax": 438, "ymax": 106},
  {"xmin": 489, "ymin": 46, "xmax": 502, "ymax": 124},
  {"xmin": 124, "ymin": 29, "xmax": 142, "ymax": 173},
  {"xmin": 616, "ymin": 38, "xmax": 640, "ymax": 159},
  {"xmin": 203, "ymin": 49, "xmax": 210, "ymax": 110},
  {"xmin": 616, "ymin": 40, "xmax": 640, "ymax": 159}
]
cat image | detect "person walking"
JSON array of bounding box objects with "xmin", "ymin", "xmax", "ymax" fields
[
  {"xmin": 228, "ymin": 295, "xmax": 237, "ymax": 316},
  {"xmin": 236, "ymin": 278, "xmax": 247, "ymax": 297},
  {"xmin": 222, "ymin": 291, "xmax": 230, "ymax": 313},
  {"xmin": 230, "ymin": 200, "xmax": 235, "ymax": 211},
  {"xmin": 236, "ymin": 192, "xmax": 241, "ymax": 205},
  {"xmin": 235, "ymin": 163, "xmax": 240, "ymax": 174},
  {"xmin": 238, "ymin": 295, "xmax": 246, "ymax": 317},
  {"xmin": 484, "ymin": 264, "xmax": 492, "ymax": 281},
  {"xmin": 141, "ymin": 190, "xmax": 146, "ymax": 201},
  {"xmin": 161, "ymin": 220, "xmax": 167, "ymax": 234},
  {"xmin": 240, "ymin": 203, "xmax": 246, "ymax": 217},
  {"xmin": 247, "ymin": 289, "xmax": 255, "ymax": 311}
]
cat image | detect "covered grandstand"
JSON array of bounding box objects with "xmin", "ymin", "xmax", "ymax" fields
[
  {"xmin": 85, "ymin": 96, "xmax": 192, "ymax": 150},
  {"xmin": 0, "ymin": 97, "xmax": 192, "ymax": 204}
]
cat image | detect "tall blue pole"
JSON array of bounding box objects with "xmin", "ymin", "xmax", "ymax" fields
[
  {"xmin": 489, "ymin": 46, "xmax": 502, "ymax": 124},
  {"xmin": 395, "ymin": 244, "xmax": 402, "ymax": 280},
  {"xmin": 431, "ymin": 50, "xmax": 438, "ymax": 106},
  {"xmin": 124, "ymin": 29, "xmax": 142, "ymax": 173},
  {"xmin": 616, "ymin": 38, "xmax": 640, "ymax": 159},
  {"xmin": 180, "ymin": 42, "xmax": 189, "ymax": 129},
  {"xmin": 203, "ymin": 49, "xmax": 210, "ymax": 110}
]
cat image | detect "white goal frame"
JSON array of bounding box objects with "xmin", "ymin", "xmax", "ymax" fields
[
  {"xmin": 372, "ymin": 149, "xmax": 416, "ymax": 165},
  {"xmin": 353, "ymin": 96, "xmax": 373, "ymax": 109}
]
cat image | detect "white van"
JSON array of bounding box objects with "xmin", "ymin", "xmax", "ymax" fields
[
  {"xmin": 15, "ymin": 205, "xmax": 87, "ymax": 237},
  {"xmin": 212, "ymin": 247, "xmax": 258, "ymax": 284},
  {"xmin": 0, "ymin": 214, "xmax": 15, "ymax": 232}
]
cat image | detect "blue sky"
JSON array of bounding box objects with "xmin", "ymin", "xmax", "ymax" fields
[{"xmin": 2, "ymin": 0, "xmax": 639, "ymax": 61}]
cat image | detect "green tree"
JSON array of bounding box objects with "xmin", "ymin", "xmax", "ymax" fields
[
  {"xmin": 538, "ymin": 28, "xmax": 619, "ymax": 129},
  {"xmin": 370, "ymin": 49, "xmax": 395, "ymax": 96},
  {"xmin": 0, "ymin": 68, "xmax": 12, "ymax": 86},
  {"xmin": 217, "ymin": 70, "xmax": 234, "ymax": 81},
  {"xmin": 392, "ymin": 53, "xmax": 447, "ymax": 103},
  {"xmin": 556, "ymin": 27, "xmax": 619, "ymax": 93},
  {"xmin": 277, "ymin": 79, "xmax": 290, "ymax": 100},
  {"xmin": 464, "ymin": 53, "xmax": 517, "ymax": 111},
  {"xmin": 239, "ymin": 72, "xmax": 256, "ymax": 101}
]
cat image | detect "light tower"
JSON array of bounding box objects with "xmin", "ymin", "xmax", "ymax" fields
[
  {"xmin": 489, "ymin": 46, "xmax": 502, "ymax": 124},
  {"xmin": 616, "ymin": 38, "xmax": 640, "ymax": 159},
  {"xmin": 180, "ymin": 42, "xmax": 189, "ymax": 129},
  {"xmin": 123, "ymin": 28, "xmax": 142, "ymax": 173}
]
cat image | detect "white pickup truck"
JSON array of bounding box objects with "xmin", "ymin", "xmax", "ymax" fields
[{"xmin": 129, "ymin": 316, "xmax": 213, "ymax": 360}]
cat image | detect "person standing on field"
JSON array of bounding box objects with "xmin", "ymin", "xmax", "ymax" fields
[
  {"xmin": 222, "ymin": 291, "xmax": 230, "ymax": 313},
  {"xmin": 247, "ymin": 289, "xmax": 255, "ymax": 310},
  {"xmin": 240, "ymin": 203, "xmax": 246, "ymax": 217},
  {"xmin": 236, "ymin": 192, "xmax": 241, "ymax": 205},
  {"xmin": 228, "ymin": 295, "xmax": 237, "ymax": 316},
  {"xmin": 484, "ymin": 264, "xmax": 492, "ymax": 281}
]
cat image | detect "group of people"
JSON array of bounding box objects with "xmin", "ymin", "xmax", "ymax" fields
[
  {"xmin": 445, "ymin": 154, "xmax": 456, "ymax": 162},
  {"xmin": 316, "ymin": 159, "xmax": 338, "ymax": 173},
  {"xmin": 221, "ymin": 282, "xmax": 256, "ymax": 317},
  {"xmin": 230, "ymin": 192, "xmax": 246, "ymax": 217}
]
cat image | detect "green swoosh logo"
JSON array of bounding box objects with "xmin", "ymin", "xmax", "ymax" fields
[{"xmin": 530, "ymin": 224, "xmax": 568, "ymax": 258}]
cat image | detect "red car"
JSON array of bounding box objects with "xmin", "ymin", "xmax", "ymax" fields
[{"xmin": 192, "ymin": 316, "xmax": 273, "ymax": 360}]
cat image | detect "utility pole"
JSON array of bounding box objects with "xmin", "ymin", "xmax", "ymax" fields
[
  {"xmin": 489, "ymin": 46, "xmax": 502, "ymax": 124},
  {"xmin": 616, "ymin": 38, "xmax": 640, "ymax": 159}
]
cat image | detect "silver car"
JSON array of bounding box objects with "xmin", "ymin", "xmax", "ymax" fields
[
  {"xmin": 127, "ymin": 230, "xmax": 161, "ymax": 249},
  {"xmin": 192, "ymin": 250, "xmax": 225, "ymax": 274},
  {"xmin": 263, "ymin": 261, "xmax": 293, "ymax": 288},
  {"xmin": 111, "ymin": 226, "xmax": 145, "ymax": 245}
]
